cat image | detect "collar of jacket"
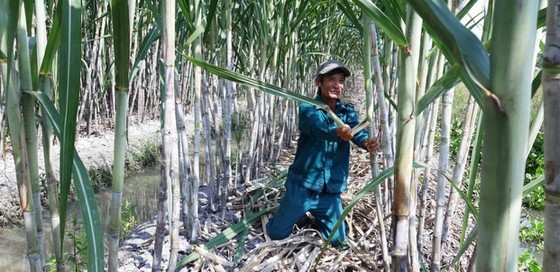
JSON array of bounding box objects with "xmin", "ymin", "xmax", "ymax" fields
[{"xmin": 314, "ymin": 95, "xmax": 348, "ymax": 112}]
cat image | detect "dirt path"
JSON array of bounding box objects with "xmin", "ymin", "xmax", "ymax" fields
[{"xmin": 0, "ymin": 119, "xmax": 162, "ymax": 227}]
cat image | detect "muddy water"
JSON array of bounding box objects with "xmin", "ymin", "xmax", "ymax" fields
[{"xmin": 0, "ymin": 167, "xmax": 160, "ymax": 271}]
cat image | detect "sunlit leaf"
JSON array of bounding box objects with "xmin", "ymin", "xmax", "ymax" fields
[
  {"xmin": 407, "ymin": 0, "xmax": 490, "ymax": 92},
  {"xmin": 57, "ymin": 1, "xmax": 104, "ymax": 271},
  {"xmin": 349, "ymin": 0, "xmax": 407, "ymax": 46},
  {"xmin": 30, "ymin": 91, "xmax": 104, "ymax": 272}
]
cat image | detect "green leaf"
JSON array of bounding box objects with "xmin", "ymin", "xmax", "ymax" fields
[
  {"xmin": 337, "ymin": 1, "xmax": 363, "ymax": 35},
  {"xmin": 315, "ymin": 162, "xmax": 427, "ymax": 267},
  {"xmin": 459, "ymin": 70, "xmax": 486, "ymax": 110},
  {"xmin": 377, "ymin": 0, "xmax": 405, "ymax": 22},
  {"xmin": 438, "ymin": 169, "xmax": 479, "ymax": 220},
  {"xmin": 290, "ymin": 0, "xmax": 313, "ymax": 31},
  {"xmin": 407, "ymin": 0, "xmax": 490, "ymax": 91},
  {"xmin": 177, "ymin": 0, "xmax": 192, "ymax": 27},
  {"xmin": 522, "ymin": 174, "xmax": 544, "ymax": 197},
  {"xmin": 130, "ymin": 25, "xmax": 160, "ymax": 83},
  {"xmin": 537, "ymin": 7, "xmax": 546, "ymax": 29},
  {"xmin": 176, "ymin": 171, "xmax": 287, "ymax": 268},
  {"xmin": 0, "ymin": 0, "xmax": 19, "ymax": 69},
  {"xmin": 71, "ymin": 152, "xmax": 104, "ymax": 272},
  {"xmin": 183, "ymin": 55, "xmax": 318, "ymax": 105},
  {"xmin": 456, "ymin": 0, "xmax": 481, "ymax": 20},
  {"xmin": 184, "ymin": 24, "xmax": 205, "ymax": 46},
  {"xmin": 176, "ymin": 206, "xmax": 278, "ymax": 268},
  {"xmin": 414, "ymin": 64, "xmax": 461, "ymax": 116},
  {"xmin": 532, "ymin": 69, "xmax": 542, "ymax": 98},
  {"xmin": 450, "ymin": 175, "xmax": 543, "ymax": 269},
  {"xmin": 450, "ymin": 223, "xmax": 478, "ymax": 268},
  {"xmin": 39, "ymin": 1, "xmax": 61, "ymax": 74},
  {"xmin": 202, "ymin": 0, "xmax": 219, "ymax": 41},
  {"xmin": 30, "ymin": 91, "xmax": 104, "ymax": 272},
  {"xmin": 110, "ymin": 0, "xmax": 130, "ymax": 91},
  {"xmin": 182, "ymin": 55, "xmax": 349, "ymax": 128},
  {"xmin": 415, "ymin": 60, "xmax": 487, "ymax": 117},
  {"xmin": 350, "ymin": 0, "xmax": 407, "ymax": 46},
  {"xmin": 58, "ymin": 0, "xmax": 86, "ymax": 266}
]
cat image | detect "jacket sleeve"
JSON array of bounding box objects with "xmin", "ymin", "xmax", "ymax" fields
[{"xmin": 298, "ymin": 103, "xmax": 340, "ymax": 141}]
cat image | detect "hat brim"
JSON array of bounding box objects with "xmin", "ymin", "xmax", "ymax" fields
[{"xmin": 317, "ymin": 62, "xmax": 351, "ymax": 77}]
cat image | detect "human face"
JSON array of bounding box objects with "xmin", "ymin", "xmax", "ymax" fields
[{"xmin": 316, "ymin": 72, "xmax": 346, "ymax": 101}]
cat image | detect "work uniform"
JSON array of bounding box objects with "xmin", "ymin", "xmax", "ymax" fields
[{"xmin": 266, "ymin": 95, "xmax": 369, "ymax": 247}]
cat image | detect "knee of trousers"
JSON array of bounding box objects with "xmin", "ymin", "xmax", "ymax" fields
[{"xmin": 266, "ymin": 220, "xmax": 291, "ymax": 240}]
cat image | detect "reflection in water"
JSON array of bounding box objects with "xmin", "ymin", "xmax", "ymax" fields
[
  {"xmin": 0, "ymin": 229, "xmax": 29, "ymax": 271},
  {"xmin": 0, "ymin": 167, "xmax": 160, "ymax": 272},
  {"xmin": 97, "ymin": 167, "xmax": 160, "ymax": 228}
]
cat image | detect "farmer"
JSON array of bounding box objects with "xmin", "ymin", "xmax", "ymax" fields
[{"xmin": 265, "ymin": 60, "xmax": 379, "ymax": 247}]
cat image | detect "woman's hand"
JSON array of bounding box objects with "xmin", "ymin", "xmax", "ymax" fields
[{"xmin": 363, "ymin": 138, "xmax": 380, "ymax": 152}]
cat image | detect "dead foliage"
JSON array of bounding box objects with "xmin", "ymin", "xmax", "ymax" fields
[{"xmin": 180, "ymin": 144, "xmax": 474, "ymax": 271}]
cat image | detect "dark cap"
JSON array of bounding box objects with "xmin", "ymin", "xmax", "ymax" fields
[{"xmin": 315, "ymin": 60, "xmax": 351, "ymax": 79}]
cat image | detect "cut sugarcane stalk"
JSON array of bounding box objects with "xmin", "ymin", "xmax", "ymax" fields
[{"xmin": 351, "ymin": 118, "xmax": 370, "ymax": 135}]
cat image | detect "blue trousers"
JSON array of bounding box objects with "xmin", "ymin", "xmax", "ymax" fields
[{"xmin": 266, "ymin": 180, "xmax": 347, "ymax": 247}]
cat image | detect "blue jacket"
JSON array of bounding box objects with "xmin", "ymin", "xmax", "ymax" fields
[{"xmin": 287, "ymin": 96, "xmax": 369, "ymax": 193}]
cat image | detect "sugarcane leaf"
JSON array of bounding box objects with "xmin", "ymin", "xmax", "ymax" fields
[
  {"xmin": 30, "ymin": 91, "xmax": 104, "ymax": 272},
  {"xmin": 39, "ymin": 0, "xmax": 61, "ymax": 74},
  {"xmin": 183, "ymin": 55, "xmax": 352, "ymax": 127},
  {"xmin": 349, "ymin": 0, "xmax": 407, "ymax": 46},
  {"xmin": 110, "ymin": 0, "xmax": 130, "ymax": 90},
  {"xmin": 315, "ymin": 162, "xmax": 428, "ymax": 268},
  {"xmin": 23, "ymin": 0, "xmax": 33, "ymax": 33},
  {"xmin": 145, "ymin": 0, "xmax": 162, "ymax": 30},
  {"xmin": 414, "ymin": 61, "xmax": 485, "ymax": 116},
  {"xmin": 58, "ymin": 0, "xmax": 87, "ymax": 266},
  {"xmin": 437, "ymin": 169, "xmax": 479, "ymax": 220},
  {"xmin": 290, "ymin": 0, "xmax": 313, "ymax": 30},
  {"xmin": 176, "ymin": 0, "xmax": 190, "ymax": 24},
  {"xmin": 337, "ymin": 0, "xmax": 363, "ymax": 35},
  {"xmin": 71, "ymin": 151, "xmax": 104, "ymax": 271},
  {"xmin": 0, "ymin": 0, "xmax": 19, "ymax": 69},
  {"xmin": 537, "ymin": 7, "xmax": 546, "ymax": 28},
  {"xmin": 414, "ymin": 64, "xmax": 461, "ymax": 116},
  {"xmin": 448, "ymin": 175, "xmax": 543, "ymax": 269},
  {"xmin": 377, "ymin": 0, "xmax": 405, "ymax": 22},
  {"xmin": 130, "ymin": 24, "xmax": 160, "ymax": 83},
  {"xmin": 234, "ymin": 228, "xmax": 249, "ymax": 263},
  {"xmin": 202, "ymin": 0, "xmax": 219, "ymax": 41},
  {"xmin": 532, "ymin": 69, "xmax": 542, "ymax": 98},
  {"xmin": 185, "ymin": 23, "xmax": 205, "ymax": 46},
  {"xmin": 407, "ymin": 0, "xmax": 490, "ymax": 91},
  {"xmin": 459, "ymin": 71, "xmax": 486, "ymax": 109},
  {"xmin": 182, "ymin": 55, "xmax": 329, "ymax": 109},
  {"xmin": 456, "ymin": 0, "xmax": 481, "ymax": 20},
  {"xmin": 449, "ymin": 223, "xmax": 478, "ymax": 269},
  {"xmin": 176, "ymin": 206, "xmax": 278, "ymax": 268},
  {"xmin": 522, "ymin": 174, "xmax": 544, "ymax": 197},
  {"xmin": 384, "ymin": 90, "xmax": 398, "ymax": 111}
]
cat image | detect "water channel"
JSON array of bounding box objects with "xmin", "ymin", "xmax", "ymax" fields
[{"xmin": 0, "ymin": 167, "xmax": 160, "ymax": 271}]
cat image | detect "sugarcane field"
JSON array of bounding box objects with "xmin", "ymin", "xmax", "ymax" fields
[{"xmin": 0, "ymin": 0, "xmax": 554, "ymax": 271}]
